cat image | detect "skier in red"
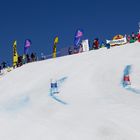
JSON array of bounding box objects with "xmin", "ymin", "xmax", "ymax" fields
[
  {"xmin": 123, "ymin": 75, "xmax": 131, "ymax": 86},
  {"xmin": 123, "ymin": 65, "xmax": 131, "ymax": 87}
]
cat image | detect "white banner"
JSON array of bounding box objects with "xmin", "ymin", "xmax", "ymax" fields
[
  {"xmin": 82, "ymin": 39, "xmax": 89, "ymax": 52},
  {"xmin": 106, "ymin": 37, "xmax": 127, "ymax": 46}
]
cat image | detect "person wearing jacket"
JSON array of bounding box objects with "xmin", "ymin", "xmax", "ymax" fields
[
  {"xmin": 106, "ymin": 43, "xmax": 110, "ymax": 49},
  {"xmin": 92, "ymin": 38, "xmax": 99, "ymax": 50},
  {"xmin": 137, "ymin": 32, "xmax": 140, "ymax": 42},
  {"xmin": 68, "ymin": 47, "xmax": 73, "ymax": 55},
  {"xmin": 0, "ymin": 65, "xmax": 1, "ymax": 73}
]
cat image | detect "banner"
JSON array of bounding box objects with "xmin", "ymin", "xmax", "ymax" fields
[
  {"xmin": 13, "ymin": 40, "xmax": 18, "ymax": 67},
  {"xmin": 24, "ymin": 39, "xmax": 31, "ymax": 54},
  {"xmin": 74, "ymin": 29, "xmax": 83, "ymax": 47},
  {"xmin": 82, "ymin": 39, "xmax": 89, "ymax": 52},
  {"xmin": 53, "ymin": 36, "xmax": 59, "ymax": 58},
  {"xmin": 106, "ymin": 37, "xmax": 127, "ymax": 46},
  {"xmin": 54, "ymin": 36, "xmax": 59, "ymax": 44}
]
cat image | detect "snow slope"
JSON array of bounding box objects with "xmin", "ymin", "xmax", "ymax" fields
[{"xmin": 0, "ymin": 42, "xmax": 140, "ymax": 140}]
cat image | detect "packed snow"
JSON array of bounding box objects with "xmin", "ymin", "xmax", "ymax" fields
[{"xmin": 0, "ymin": 42, "xmax": 140, "ymax": 140}]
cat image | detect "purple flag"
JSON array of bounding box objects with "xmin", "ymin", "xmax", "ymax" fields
[
  {"xmin": 74, "ymin": 29, "xmax": 83, "ymax": 47},
  {"xmin": 24, "ymin": 39, "xmax": 31, "ymax": 54}
]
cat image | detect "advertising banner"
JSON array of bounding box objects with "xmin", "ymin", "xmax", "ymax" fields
[
  {"xmin": 106, "ymin": 37, "xmax": 127, "ymax": 46},
  {"xmin": 82, "ymin": 39, "xmax": 89, "ymax": 52}
]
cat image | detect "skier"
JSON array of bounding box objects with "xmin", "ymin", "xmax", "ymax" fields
[
  {"xmin": 123, "ymin": 74, "xmax": 131, "ymax": 87},
  {"xmin": 123, "ymin": 65, "xmax": 131, "ymax": 87},
  {"xmin": 50, "ymin": 79, "xmax": 59, "ymax": 94}
]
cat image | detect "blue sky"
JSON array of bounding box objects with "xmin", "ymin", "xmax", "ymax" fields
[{"xmin": 0, "ymin": 0, "xmax": 140, "ymax": 64}]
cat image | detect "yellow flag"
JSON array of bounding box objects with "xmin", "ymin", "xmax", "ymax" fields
[
  {"xmin": 53, "ymin": 36, "xmax": 58, "ymax": 58},
  {"xmin": 54, "ymin": 36, "xmax": 59, "ymax": 45},
  {"xmin": 13, "ymin": 40, "xmax": 18, "ymax": 67}
]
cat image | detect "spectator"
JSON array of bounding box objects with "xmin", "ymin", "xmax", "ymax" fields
[
  {"xmin": 68, "ymin": 47, "xmax": 73, "ymax": 55},
  {"xmin": 106, "ymin": 43, "xmax": 110, "ymax": 49},
  {"xmin": 79, "ymin": 44, "xmax": 83, "ymax": 53},
  {"xmin": 131, "ymin": 32, "xmax": 135, "ymax": 40},
  {"xmin": 127, "ymin": 35, "xmax": 131, "ymax": 43},
  {"xmin": 34, "ymin": 53, "xmax": 38, "ymax": 61},
  {"xmin": 22, "ymin": 54, "xmax": 26, "ymax": 64},
  {"xmin": 41, "ymin": 53, "xmax": 46, "ymax": 60},
  {"xmin": 100, "ymin": 41, "xmax": 105, "ymax": 48},
  {"xmin": 92, "ymin": 38, "xmax": 99, "ymax": 50},
  {"xmin": 137, "ymin": 32, "xmax": 140, "ymax": 42},
  {"xmin": 26, "ymin": 54, "xmax": 30, "ymax": 63},
  {"xmin": 0, "ymin": 65, "xmax": 1, "ymax": 73},
  {"xmin": 1, "ymin": 61, "xmax": 7, "ymax": 69},
  {"xmin": 73, "ymin": 47, "xmax": 79, "ymax": 54},
  {"xmin": 31, "ymin": 53, "xmax": 35, "ymax": 62},
  {"xmin": 17, "ymin": 56, "xmax": 22, "ymax": 67}
]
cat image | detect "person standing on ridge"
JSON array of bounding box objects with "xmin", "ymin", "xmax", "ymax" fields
[
  {"xmin": 1, "ymin": 61, "xmax": 7, "ymax": 69},
  {"xmin": 137, "ymin": 32, "xmax": 140, "ymax": 42},
  {"xmin": 0, "ymin": 65, "xmax": 1, "ymax": 73},
  {"xmin": 92, "ymin": 38, "xmax": 99, "ymax": 50}
]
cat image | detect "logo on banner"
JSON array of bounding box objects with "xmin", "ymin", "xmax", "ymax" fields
[{"xmin": 106, "ymin": 37, "xmax": 127, "ymax": 46}]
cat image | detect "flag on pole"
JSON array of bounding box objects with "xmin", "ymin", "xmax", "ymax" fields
[
  {"xmin": 13, "ymin": 40, "xmax": 18, "ymax": 67},
  {"xmin": 24, "ymin": 39, "xmax": 31, "ymax": 54},
  {"xmin": 74, "ymin": 29, "xmax": 83, "ymax": 47},
  {"xmin": 54, "ymin": 36, "xmax": 59, "ymax": 45},
  {"xmin": 53, "ymin": 36, "xmax": 59, "ymax": 58}
]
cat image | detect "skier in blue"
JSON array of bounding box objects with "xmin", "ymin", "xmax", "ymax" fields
[{"xmin": 51, "ymin": 79, "xmax": 59, "ymax": 94}]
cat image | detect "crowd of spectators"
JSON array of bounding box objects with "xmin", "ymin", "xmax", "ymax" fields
[
  {"xmin": 0, "ymin": 31, "xmax": 140, "ymax": 75},
  {"xmin": 68, "ymin": 31, "xmax": 140, "ymax": 55}
]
